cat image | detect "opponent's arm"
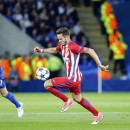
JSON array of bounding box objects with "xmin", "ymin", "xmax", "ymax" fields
[
  {"xmin": 83, "ymin": 47, "xmax": 109, "ymax": 71},
  {"xmin": 34, "ymin": 47, "xmax": 59, "ymax": 54}
]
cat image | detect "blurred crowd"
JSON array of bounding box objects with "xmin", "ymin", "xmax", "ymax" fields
[
  {"xmin": 0, "ymin": 50, "xmax": 100, "ymax": 91},
  {"xmin": 0, "ymin": 0, "xmax": 90, "ymax": 48},
  {"xmin": 0, "ymin": 51, "xmax": 63, "ymax": 81},
  {"xmin": 0, "ymin": 49, "xmax": 99, "ymax": 81},
  {"xmin": 1, "ymin": 0, "xmax": 128, "ymax": 79}
]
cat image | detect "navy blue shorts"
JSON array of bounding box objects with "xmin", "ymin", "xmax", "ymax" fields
[{"xmin": 0, "ymin": 79, "xmax": 6, "ymax": 89}]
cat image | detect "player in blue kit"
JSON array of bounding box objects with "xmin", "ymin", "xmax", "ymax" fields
[{"xmin": 0, "ymin": 66, "xmax": 24, "ymax": 117}]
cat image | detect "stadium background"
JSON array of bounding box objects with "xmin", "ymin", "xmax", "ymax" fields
[
  {"xmin": 0, "ymin": 0, "xmax": 130, "ymax": 129},
  {"xmin": 0, "ymin": 0, "xmax": 130, "ymax": 92}
]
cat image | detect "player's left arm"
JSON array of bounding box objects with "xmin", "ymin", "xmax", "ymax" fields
[{"xmin": 83, "ymin": 47, "xmax": 109, "ymax": 71}]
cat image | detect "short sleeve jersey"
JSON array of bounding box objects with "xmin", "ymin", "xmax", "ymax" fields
[{"xmin": 56, "ymin": 41, "xmax": 84, "ymax": 82}]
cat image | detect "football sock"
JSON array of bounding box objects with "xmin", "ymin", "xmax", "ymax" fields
[
  {"xmin": 78, "ymin": 97, "xmax": 98, "ymax": 116},
  {"xmin": 5, "ymin": 92, "xmax": 21, "ymax": 108},
  {"xmin": 47, "ymin": 87, "xmax": 68, "ymax": 102}
]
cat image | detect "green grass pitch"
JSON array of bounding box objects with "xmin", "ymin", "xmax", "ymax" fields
[{"xmin": 0, "ymin": 92, "xmax": 130, "ymax": 130}]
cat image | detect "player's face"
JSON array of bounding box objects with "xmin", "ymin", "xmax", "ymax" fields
[{"xmin": 57, "ymin": 34, "xmax": 67, "ymax": 46}]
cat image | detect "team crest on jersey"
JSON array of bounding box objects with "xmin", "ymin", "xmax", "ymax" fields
[{"xmin": 63, "ymin": 57, "xmax": 70, "ymax": 62}]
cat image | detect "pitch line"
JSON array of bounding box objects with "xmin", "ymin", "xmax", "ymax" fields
[
  {"xmin": 30, "ymin": 112, "xmax": 130, "ymax": 115},
  {"xmin": 0, "ymin": 112, "xmax": 130, "ymax": 115}
]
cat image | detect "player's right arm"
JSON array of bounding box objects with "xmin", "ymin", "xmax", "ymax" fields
[{"xmin": 34, "ymin": 47, "xmax": 59, "ymax": 54}]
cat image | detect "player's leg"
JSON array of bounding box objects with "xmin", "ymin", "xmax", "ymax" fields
[
  {"xmin": 44, "ymin": 79, "xmax": 69, "ymax": 102},
  {"xmin": 0, "ymin": 87, "xmax": 20, "ymax": 107},
  {"xmin": 69, "ymin": 81, "xmax": 103, "ymax": 124},
  {"xmin": 71, "ymin": 92, "xmax": 103, "ymax": 124},
  {"xmin": 44, "ymin": 77, "xmax": 74, "ymax": 112},
  {"xmin": 0, "ymin": 86, "xmax": 24, "ymax": 117},
  {"xmin": 71, "ymin": 92, "xmax": 98, "ymax": 115}
]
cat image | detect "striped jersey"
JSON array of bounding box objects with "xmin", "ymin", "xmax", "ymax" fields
[{"xmin": 56, "ymin": 41, "xmax": 84, "ymax": 82}]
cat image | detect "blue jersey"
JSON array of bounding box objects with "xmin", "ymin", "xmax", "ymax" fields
[
  {"xmin": 0, "ymin": 66, "xmax": 5, "ymax": 80},
  {"xmin": 0, "ymin": 66, "xmax": 6, "ymax": 88}
]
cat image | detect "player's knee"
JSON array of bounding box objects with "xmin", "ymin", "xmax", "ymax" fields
[
  {"xmin": 44, "ymin": 79, "xmax": 53, "ymax": 89},
  {"xmin": 44, "ymin": 80, "xmax": 50, "ymax": 89},
  {"xmin": 1, "ymin": 92, "xmax": 7, "ymax": 97},
  {"xmin": 72, "ymin": 94, "xmax": 82, "ymax": 103},
  {"xmin": 44, "ymin": 81, "xmax": 48, "ymax": 89},
  {"xmin": 72, "ymin": 97, "xmax": 79, "ymax": 102}
]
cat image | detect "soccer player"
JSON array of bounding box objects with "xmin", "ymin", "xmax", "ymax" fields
[
  {"xmin": 34, "ymin": 27, "xmax": 109, "ymax": 124},
  {"xmin": 0, "ymin": 66, "xmax": 24, "ymax": 117}
]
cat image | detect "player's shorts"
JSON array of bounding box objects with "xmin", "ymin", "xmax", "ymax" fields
[
  {"xmin": 0, "ymin": 79, "xmax": 6, "ymax": 89},
  {"xmin": 51, "ymin": 77, "xmax": 82, "ymax": 94}
]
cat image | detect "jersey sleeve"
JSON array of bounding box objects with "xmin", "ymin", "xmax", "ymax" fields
[
  {"xmin": 69, "ymin": 42, "xmax": 84, "ymax": 53},
  {"xmin": 56, "ymin": 43, "xmax": 61, "ymax": 51}
]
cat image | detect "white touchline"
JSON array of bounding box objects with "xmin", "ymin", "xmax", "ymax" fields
[{"xmin": 0, "ymin": 112, "xmax": 130, "ymax": 115}]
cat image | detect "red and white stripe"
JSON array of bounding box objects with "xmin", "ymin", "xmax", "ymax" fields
[{"xmin": 61, "ymin": 45, "xmax": 82, "ymax": 82}]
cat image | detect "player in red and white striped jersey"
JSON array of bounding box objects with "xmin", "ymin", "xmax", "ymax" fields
[
  {"xmin": 56, "ymin": 41, "xmax": 83, "ymax": 82},
  {"xmin": 34, "ymin": 27, "xmax": 109, "ymax": 124}
]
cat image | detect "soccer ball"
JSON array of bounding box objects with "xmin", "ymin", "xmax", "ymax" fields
[{"xmin": 36, "ymin": 67, "xmax": 50, "ymax": 81}]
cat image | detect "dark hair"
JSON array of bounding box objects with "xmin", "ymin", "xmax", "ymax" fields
[{"xmin": 56, "ymin": 27, "xmax": 70, "ymax": 36}]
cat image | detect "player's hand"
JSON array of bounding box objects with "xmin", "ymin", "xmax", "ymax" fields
[
  {"xmin": 34, "ymin": 47, "xmax": 41, "ymax": 52},
  {"xmin": 98, "ymin": 65, "xmax": 109, "ymax": 71}
]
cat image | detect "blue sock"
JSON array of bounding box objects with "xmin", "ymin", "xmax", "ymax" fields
[{"xmin": 5, "ymin": 92, "xmax": 21, "ymax": 108}]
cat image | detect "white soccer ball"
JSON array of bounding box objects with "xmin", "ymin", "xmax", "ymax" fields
[{"xmin": 36, "ymin": 67, "xmax": 50, "ymax": 81}]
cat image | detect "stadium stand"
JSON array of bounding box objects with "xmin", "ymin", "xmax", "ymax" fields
[
  {"xmin": 0, "ymin": 0, "xmax": 90, "ymax": 81},
  {"xmin": 0, "ymin": 0, "xmax": 130, "ymax": 92}
]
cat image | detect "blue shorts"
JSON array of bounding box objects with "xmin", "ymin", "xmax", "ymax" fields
[{"xmin": 0, "ymin": 79, "xmax": 6, "ymax": 89}]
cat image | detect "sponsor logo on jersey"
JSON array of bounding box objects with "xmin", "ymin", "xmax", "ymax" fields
[{"xmin": 0, "ymin": 80, "xmax": 2, "ymax": 86}]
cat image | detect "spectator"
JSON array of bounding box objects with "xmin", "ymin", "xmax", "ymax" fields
[
  {"xmin": 46, "ymin": 55, "xmax": 62, "ymax": 78},
  {"xmin": 0, "ymin": 3, "xmax": 5, "ymax": 14},
  {"xmin": 26, "ymin": 21, "xmax": 35, "ymax": 36},
  {"xmin": 39, "ymin": 8, "xmax": 47, "ymax": 20},
  {"xmin": 47, "ymin": 29, "xmax": 56, "ymax": 42},
  {"xmin": 111, "ymin": 39, "xmax": 128, "ymax": 75},
  {"xmin": 80, "ymin": 36, "xmax": 89, "ymax": 47},
  {"xmin": 5, "ymin": 0, "xmax": 15, "ymax": 11},
  {"xmin": 23, "ymin": 8, "xmax": 29, "ymax": 20},
  {"xmin": 7, "ymin": 65, "xmax": 20, "ymax": 92},
  {"xmin": 38, "ymin": 22, "xmax": 46, "ymax": 35},
  {"xmin": 108, "ymin": 30, "xmax": 123, "ymax": 60},
  {"xmin": 66, "ymin": 2, "xmax": 75, "ymax": 16},
  {"xmin": 13, "ymin": 10, "xmax": 23, "ymax": 24},
  {"xmin": 0, "ymin": 55, "xmax": 11, "ymax": 79},
  {"xmin": 5, "ymin": 8, "xmax": 13, "ymax": 21},
  {"xmin": 80, "ymin": 54, "xmax": 93, "ymax": 67},
  {"xmin": 73, "ymin": 21, "xmax": 82, "ymax": 35},
  {"xmin": 13, "ymin": 1, "xmax": 22, "ymax": 13},
  {"xmin": 43, "ymin": 36, "xmax": 50, "ymax": 48},
  {"xmin": 58, "ymin": 3, "xmax": 65, "ymax": 15},
  {"xmin": 55, "ymin": 19, "xmax": 61, "ymax": 30},
  {"xmin": 32, "ymin": 29, "xmax": 38, "ymax": 41},
  {"xmin": 19, "ymin": 55, "xmax": 32, "ymax": 81},
  {"xmin": 77, "ymin": 28, "xmax": 86, "ymax": 42},
  {"xmin": 49, "ymin": 10, "xmax": 56, "ymax": 27},
  {"xmin": 20, "ymin": 16, "xmax": 31, "ymax": 32},
  {"xmin": 36, "ymin": 0, "xmax": 43, "ymax": 11},
  {"xmin": 72, "ymin": 35, "xmax": 78, "ymax": 44}
]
